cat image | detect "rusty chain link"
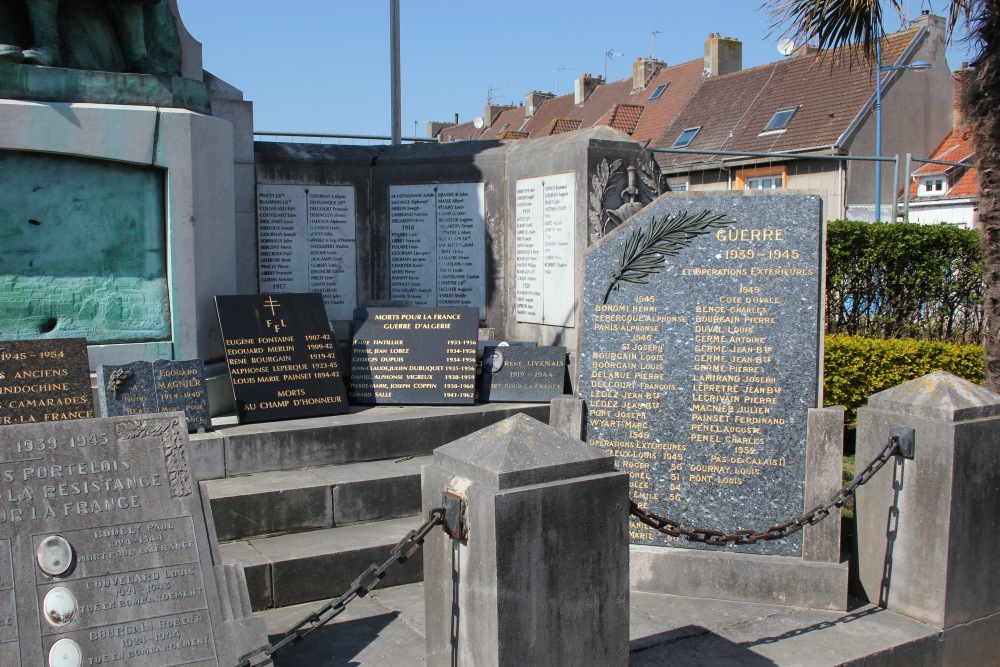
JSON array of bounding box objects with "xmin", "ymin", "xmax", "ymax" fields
[
  {"xmin": 236, "ymin": 507, "xmax": 446, "ymax": 667},
  {"xmin": 630, "ymin": 437, "xmax": 900, "ymax": 547}
]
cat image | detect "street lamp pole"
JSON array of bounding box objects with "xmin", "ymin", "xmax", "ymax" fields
[{"xmin": 873, "ymin": 39, "xmax": 931, "ymax": 221}]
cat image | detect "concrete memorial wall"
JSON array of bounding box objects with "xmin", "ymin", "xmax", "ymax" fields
[
  {"xmin": 0, "ymin": 413, "xmax": 265, "ymax": 665},
  {"xmin": 350, "ymin": 307, "xmax": 478, "ymax": 405},
  {"xmin": 215, "ymin": 293, "xmax": 349, "ymax": 423},
  {"xmin": 580, "ymin": 193, "xmax": 824, "ymax": 556},
  {"xmin": 0, "ymin": 339, "xmax": 94, "ymax": 426}
]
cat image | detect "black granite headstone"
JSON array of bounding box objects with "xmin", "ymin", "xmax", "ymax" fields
[
  {"xmin": 475, "ymin": 340, "xmax": 537, "ymax": 357},
  {"xmin": 154, "ymin": 360, "xmax": 211, "ymax": 432},
  {"xmin": 580, "ymin": 194, "xmax": 822, "ymax": 556},
  {"xmin": 350, "ymin": 307, "xmax": 478, "ymax": 405},
  {"xmin": 215, "ymin": 293, "xmax": 350, "ymax": 423},
  {"xmin": 0, "ymin": 413, "xmax": 265, "ymax": 665},
  {"xmin": 0, "ymin": 338, "xmax": 93, "ymax": 426},
  {"xmin": 96, "ymin": 361, "xmax": 156, "ymax": 418},
  {"xmin": 478, "ymin": 345, "xmax": 567, "ymax": 402}
]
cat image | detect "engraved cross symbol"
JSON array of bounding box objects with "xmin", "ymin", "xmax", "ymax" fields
[{"xmin": 263, "ymin": 297, "xmax": 280, "ymax": 317}]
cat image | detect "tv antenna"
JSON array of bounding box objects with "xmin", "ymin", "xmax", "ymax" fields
[
  {"xmin": 604, "ymin": 49, "xmax": 623, "ymax": 80},
  {"xmin": 556, "ymin": 66, "xmax": 572, "ymax": 94},
  {"xmin": 651, "ymin": 29, "xmax": 663, "ymax": 58},
  {"xmin": 487, "ymin": 85, "xmax": 508, "ymax": 105}
]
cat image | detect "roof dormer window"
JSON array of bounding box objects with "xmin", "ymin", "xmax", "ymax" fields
[
  {"xmin": 672, "ymin": 126, "xmax": 701, "ymax": 148},
  {"xmin": 763, "ymin": 106, "xmax": 798, "ymax": 132},
  {"xmin": 649, "ymin": 83, "xmax": 669, "ymax": 101},
  {"xmin": 918, "ymin": 176, "xmax": 947, "ymax": 196}
]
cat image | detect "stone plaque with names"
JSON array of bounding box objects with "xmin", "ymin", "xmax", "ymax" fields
[
  {"xmin": 515, "ymin": 173, "xmax": 576, "ymax": 327},
  {"xmin": 257, "ymin": 184, "xmax": 358, "ymax": 321},
  {"xmin": 389, "ymin": 183, "xmax": 486, "ymax": 318},
  {"xmin": 478, "ymin": 345, "xmax": 567, "ymax": 403},
  {"xmin": 350, "ymin": 307, "xmax": 478, "ymax": 405},
  {"xmin": 580, "ymin": 194, "xmax": 823, "ymax": 556},
  {"xmin": 0, "ymin": 413, "xmax": 265, "ymax": 665},
  {"xmin": 0, "ymin": 338, "xmax": 93, "ymax": 427},
  {"xmin": 96, "ymin": 361, "xmax": 211, "ymax": 432},
  {"xmin": 216, "ymin": 293, "xmax": 349, "ymax": 423}
]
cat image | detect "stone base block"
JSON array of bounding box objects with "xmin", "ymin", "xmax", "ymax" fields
[{"xmin": 630, "ymin": 545, "xmax": 848, "ymax": 611}]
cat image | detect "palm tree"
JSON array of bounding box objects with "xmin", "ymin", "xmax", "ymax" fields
[{"xmin": 767, "ymin": 1, "xmax": 1000, "ymax": 390}]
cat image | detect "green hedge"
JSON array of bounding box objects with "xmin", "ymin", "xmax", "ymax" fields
[
  {"xmin": 826, "ymin": 220, "xmax": 983, "ymax": 343},
  {"xmin": 824, "ymin": 335, "xmax": 984, "ymax": 421}
]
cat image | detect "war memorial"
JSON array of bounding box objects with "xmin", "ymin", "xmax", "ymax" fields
[{"xmin": 0, "ymin": 2, "xmax": 998, "ymax": 665}]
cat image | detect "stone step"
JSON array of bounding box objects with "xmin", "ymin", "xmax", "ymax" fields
[
  {"xmin": 205, "ymin": 456, "xmax": 429, "ymax": 542},
  {"xmin": 221, "ymin": 516, "xmax": 428, "ymax": 610},
  {"xmin": 189, "ymin": 402, "xmax": 549, "ymax": 479}
]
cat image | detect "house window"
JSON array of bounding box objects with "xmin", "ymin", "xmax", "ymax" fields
[
  {"xmin": 667, "ymin": 181, "xmax": 688, "ymax": 192},
  {"xmin": 497, "ymin": 123, "xmax": 509, "ymax": 135},
  {"xmin": 745, "ymin": 175, "xmax": 784, "ymax": 190},
  {"xmin": 673, "ymin": 126, "xmax": 701, "ymax": 148},
  {"xmin": 649, "ymin": 83, "xmax": 669, "ymax": 101},
  {"xmin": 764, "ymin": 107, "xmax": 798, "ymax": 131},
  {"xmin": 918, "ymin": 176, "xmax": 947, "ymax": 196}
]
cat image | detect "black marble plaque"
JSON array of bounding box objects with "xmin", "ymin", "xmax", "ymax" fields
[
  {"xmin": 580, "ymin": 194, "xmax": 822, "ymax": 556},
  {"xmin": 96, "ymin": 361, "xmax": 156, "ymax": 419},
  {"xmin": 475, "ymin": 340, "xmax": 537, "ymax": 357},
  {"xmin": 0, "ymin": 413, "xmax": 263, "ymax": 665},
  {"xmin": 0, "ymin": 338, "xmax": 94, "ymax": 426},
  {"xmin": 479, "ymin": 346, "xmax": 567, "ymax": 402},
  {"xmin": 216, "ymin": 293, "xmax": 349, "ymax": 423},
  {"xmin": 350, "ymin": 307, "xmax": 478, "ymax": 405},
  {"xmin": 154, "ymin": 360, "xmax": 211, "ymax": 432}
]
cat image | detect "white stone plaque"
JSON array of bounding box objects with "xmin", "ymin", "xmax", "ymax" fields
[
  {"xmin": 389, "ymin": 183, "xmax": 485, "ymax": 318},
  {"xmin": 257, "ymin": 184, "xmax": 358, "ymax": 321},
  {"xmin": 515, "ymin": 173, "xmax": 576, "ymax": 326}
]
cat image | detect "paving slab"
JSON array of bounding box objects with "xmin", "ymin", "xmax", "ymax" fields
[{"xmin": 254, "ymin": 584, "xmax": 1000, "ymax": 667}]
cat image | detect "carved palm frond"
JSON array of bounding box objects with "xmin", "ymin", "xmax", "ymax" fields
[{"xmin": 601, "ymin": 210, "xmax": 735, "ymax": 303}]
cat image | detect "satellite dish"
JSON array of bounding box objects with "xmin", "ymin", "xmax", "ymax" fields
[
  {"xmin": 777, "ymin": 38, "xmax": 796, "ymax": 57},
  {"xmin": 473, "ymin": 117, "xmax": 485, "ymax": 129}
]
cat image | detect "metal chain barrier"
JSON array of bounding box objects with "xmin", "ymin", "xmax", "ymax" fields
[
  {"xmin": 630, "ymin": 436, "xmax": 902, "ymax": 547},
  {"xmin": 236, "ymin": 507, "xmax": 446, "ymax": 667}
]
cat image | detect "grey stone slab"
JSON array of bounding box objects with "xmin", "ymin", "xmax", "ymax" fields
[
  {"xmin": 221, "ymin": 540, "xmax": 273, "ymax": 611},
  {"xmin": 220, "ymin": 403, "xmax": 549, "ymax": 475},
  {"xmin": 630, "ymin": 545, "xmax": 848, "ymax": 611},
  {"xmin": 0, "ymin": 337, "xmax": 94, "ymax": 425},
  {"xmin": 248, "ymin": 519, "xmax": 426, "ymax": 607},
  {"xmin": 97, "ymin": 360, "xmax": 156, "ymax": 418},
  {"xmin": 186, "ymin": 431, "xmax": 226, "ymax": 480},
  {"xmin": 549, "ymin": 395, "xmax": 585, "ymax": 439},
  {"xmin": 332, "ymin": 474, "xmax": 422, "ymax": 526},
  {"xmin": 580, "ymin": 193, "xmax": 824, "ymax": 557},
  {"xmin": 0, "ymin": 413, "xmax": 265, "ymax": 664},
  {"xmin": 208, "ymin": 470, "xmax": 332, "ymax": 541},
  {"xmin": 867, "ymin": 370, "xmax": 1000, "ymax": 421},
  {"xmin": 802, "ymin": 407, "xmax": 845, "ymax": 564}
]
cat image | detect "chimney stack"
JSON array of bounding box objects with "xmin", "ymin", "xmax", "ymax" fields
[
  {"xmin": 632, "ymin": 58, "xmax": 665, "ymax": 92},
  {"xmin": 704, "ymin": 33, "xmax": 742, "ymax": 77},
  {"xmin": 525, "ymin": 91, "xmax": 554, "ymax": 119},
  {"xmin": 954, "ymin": 63, "xmax": 974, "ymax": 130},
  {"xmin": 575, "ymin": 73, "xmax": 603, "ymax": 105},
  {"xmin": 484, "ymin": 103, "xmax": 514, "ymax": 127}
]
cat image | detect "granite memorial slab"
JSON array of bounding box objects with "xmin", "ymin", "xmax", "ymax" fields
[
  {"xmin": 389, "ymin": 183, "xmax": 486, "ymax": 318},
  {"xmin": 350, "ymin": 307, "xmax": 478, "ymax": 405},
  {"xmin": 475, "ymin": 340, "xmax": 537, "ymax": 357},
  {"xmin": 216, "ymin": 293, "xmax": 349, "ymax": 423},
  {"xmin": 580, "ymin": 194, "xmax": 823, "ymax": 556},
  {"xmin": 478, "ymin": 345, "xmax": 567, "ymax": 403},
  {"xmin": 0, "ymin": 338, "xmax": 94, "ymax": 426},
  {"xmin": 0, "ymin": 413, "xmax": 265, "ymax": 665},
  {"xmin": 257, "ymin": 184, "xmax": 358, "ymax": 321},
  {"xmin": 96, "ymin": 361, "xmax": 212, "ymax": 432},
  {"xmin": 514, "ymin": 172, "xmax": 576, "ymax": 327}
]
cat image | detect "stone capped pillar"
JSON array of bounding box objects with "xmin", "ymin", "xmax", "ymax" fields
[
  {"xmin": 422, "ymin": 413, "xmax": 630, "ymax": 666},
  {"xmin": 855, "ymin": 371, "xmax": 1000, "ymax": 628}
]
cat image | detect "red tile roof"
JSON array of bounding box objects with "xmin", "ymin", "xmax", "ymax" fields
[
  {"xmin": 479, "ymin": 106, "xmax": 527, "ymax": 141},
  {"xmin": 906, "ymin": 125, "xmax": 978, "ymax": 199},
  {"xmin": 630, "ymin": 59, "xmax": 706, "ymax": 145},
  {"xmin": 522, "ymin": 93, "xmax": 575, "ymax": 137},
  {"xmin": 598, "ymin": 104, "xmax": 644, "ymax": 134},
  {"xmin": 550, "ymin": 118, "xmax": 583, "ymax": 135}
]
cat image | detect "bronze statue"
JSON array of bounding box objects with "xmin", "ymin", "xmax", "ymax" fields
[{"xmin": 0, "ymin": 0, "xmax": 180, "ymax": 74}]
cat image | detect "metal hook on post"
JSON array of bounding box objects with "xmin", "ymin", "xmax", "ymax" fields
[{"xmin": 889, "ymin": 426, "xmax": 915, "ymax": 459}]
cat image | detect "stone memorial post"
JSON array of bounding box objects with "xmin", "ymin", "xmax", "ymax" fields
[
  {"xmin": 0, "ymin": 413, "xmax": 265, "ymax": 665},
  {"xmin": 422, "ymin": 414, "xmax": 629, "ymax": 666},
  {"xmin": 855, "ymin": 372, "xmax": 1000, "ymax": 644},
  {"xmin": 580, "ymin": 192, "xmax": 847, "ymax": 609}
]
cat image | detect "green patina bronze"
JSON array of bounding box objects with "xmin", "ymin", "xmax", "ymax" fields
[{"xmin": 0, "ymin": 149, "xmax": 170, "ymax": 344}]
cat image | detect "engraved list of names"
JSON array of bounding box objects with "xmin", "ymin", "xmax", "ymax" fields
[
  {"xmin": 389, "ymin": 183, "xmax": 485, "ymax": 319},
  {"xmin": 514, "ymin": 173, "xmax": 576, "ymax": 326},
  {"xmin": 257, "ymin": 184, "xmax": 358, "ymax": 321},
  {"xmin": 580, "ymin": 195, "xmax": 822, "ymax": 556}
]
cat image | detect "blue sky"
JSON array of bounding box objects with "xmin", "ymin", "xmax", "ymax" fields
[{"xmin": 175, "ymin": 1, "xmax": 975, "ymax": 139}]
